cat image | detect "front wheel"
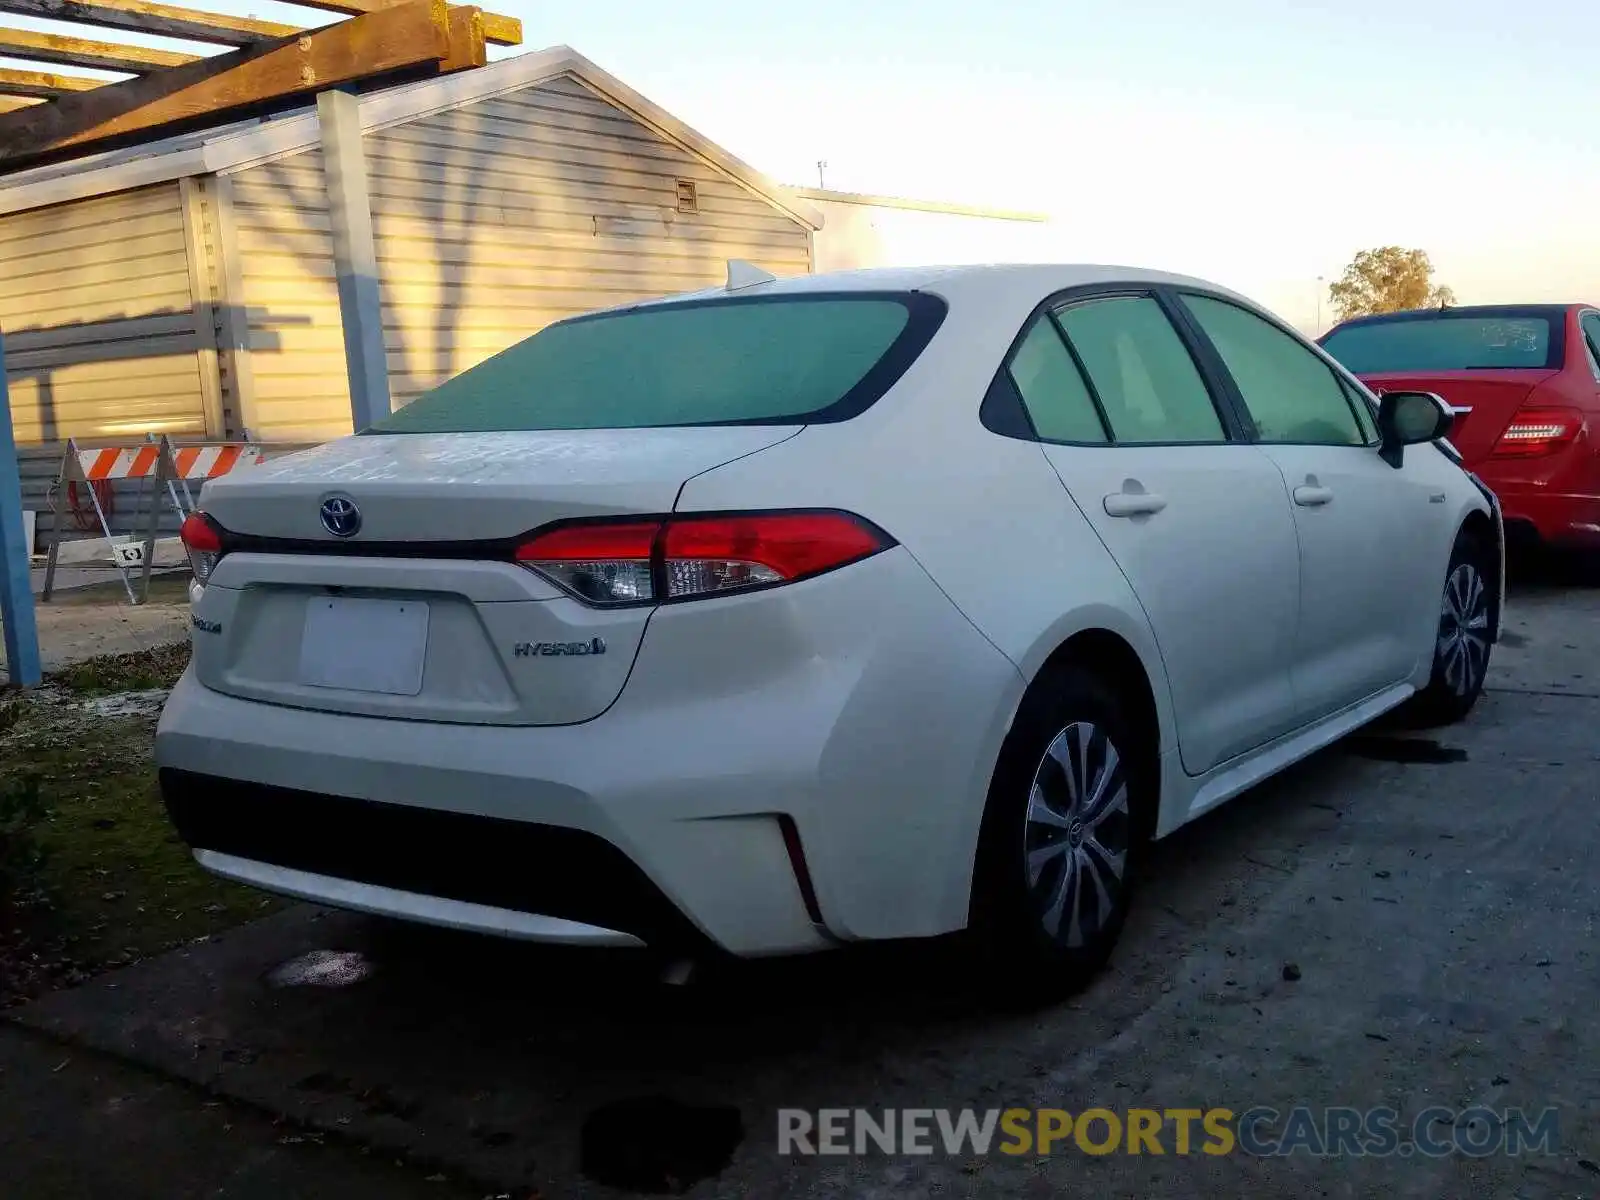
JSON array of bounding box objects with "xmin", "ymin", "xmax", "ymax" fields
[{"xmin": 1403, "ymin": 532, "xmax": 1493, "ymax": 727}]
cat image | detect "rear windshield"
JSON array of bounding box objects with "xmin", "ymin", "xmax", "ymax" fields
[
  {"xmin": 367, "ymin": 291, "xmax": 946, "ymax": 434},
  {"xmin": 1320, "ymin": 312, "xmax": 1559, "ymax": 373}
]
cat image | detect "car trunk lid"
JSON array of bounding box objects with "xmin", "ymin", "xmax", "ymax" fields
[
  {"xmin": 189, "ymin": 427, "xmax": 800, "ymax": 726},
  {"xmin": 1358, "ymin": 370, "xmax": 1556, "ymax": 465},
  {"xmin": 197, "ymin": 427, "xmax": 800, "ymax": 542}
]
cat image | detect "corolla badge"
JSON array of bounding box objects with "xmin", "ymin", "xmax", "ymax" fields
[{"xmin": 319, "ymin": 495, "xmax": 361, "ymax": 538}]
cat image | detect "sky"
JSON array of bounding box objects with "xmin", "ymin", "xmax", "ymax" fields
[{"xmin": 5, "ymin": 0, "xmax": 1597, "ymax": 331}]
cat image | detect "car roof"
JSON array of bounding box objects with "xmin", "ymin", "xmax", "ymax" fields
[
  {"xmin": 613, "ymin": 262, "xmax": 1266, "ymax": 316},
  {"xmin": 738, "ymin": 262, "xmax": 1253, "ymax": 298}
]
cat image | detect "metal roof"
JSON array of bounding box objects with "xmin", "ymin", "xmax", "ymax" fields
[{"xmin": 0, "ymin": 45, "xmax": 827, "ymax": 229}]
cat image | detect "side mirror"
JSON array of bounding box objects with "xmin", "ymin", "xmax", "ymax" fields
[{"xmin": 1377, "ymin": 391, "xmax": 1453, "ymax": 468}]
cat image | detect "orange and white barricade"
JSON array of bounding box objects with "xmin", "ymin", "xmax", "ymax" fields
[
  {"xmin": 41, "ymin": 433, "xmax": 266, "ymax": 605},
  {"xmin": 164, "ymin": 438, "xmax": 267, "ymax": 521}
]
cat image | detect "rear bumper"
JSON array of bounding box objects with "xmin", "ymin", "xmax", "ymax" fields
[
  {"xmin": 193, "ymin": 849, "xmax": 647, "ymax": 947},
  {"xmin": 154, "ymin": 547, "xmax": 1024, "ymax": 956},
  {"xmin": 1476, "ymin": 442, "xmax": 1600, "ymax": 550},
  {"xmin": 1493, "ymin": 491, "xmax": 1600, "ymax": 549},
  {"xmin": 162, "ymin": 770, "xmax": 698, "ymax": 950}
]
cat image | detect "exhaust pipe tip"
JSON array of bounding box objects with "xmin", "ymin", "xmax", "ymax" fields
[{"xmin": 660, "ymin": 958, "xmax": 695, "ymax": 987}]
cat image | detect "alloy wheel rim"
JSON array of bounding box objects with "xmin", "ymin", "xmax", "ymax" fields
[
  {"xmin": 1438, "ymin": 562, "xmax": 1490, "ymax": 697},
  {"xmin": 1023, "ymin": 721, "xmax": 1131, "ymax": 948}
]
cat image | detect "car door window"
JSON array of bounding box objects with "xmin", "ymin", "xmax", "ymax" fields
[
  {"xmin": 1183, "ymin": 294, "xmax": 1366, "ymax": 446},
  {"xmin": 1053, "ymin": 296, "xmax": 1228, "ymax": 443},
  {"xmin": 1006, "ymin": 317, "xmax": 1110, "ymax": 444}
]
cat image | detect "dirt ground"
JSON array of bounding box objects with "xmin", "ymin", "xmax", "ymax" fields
[
  {"xmin": 2, "ymin": 575, "xmax": 190, "ymax": 676},
  {"xmin": 0, "ymin": 1023, "xmax": 487, "ymax": 1200},
  {"xmin": 2, "ymin": 565, "xmax": 1598, "ymax": 1199}
]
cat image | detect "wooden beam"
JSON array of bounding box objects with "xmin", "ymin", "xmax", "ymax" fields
[
  {"xmin": 274, "ymin": 0, "xmax": 519, "ymax": 45},
  {"xmin": 0, "ymin": 65, "xmax": 107, "ymax": 98},
  {"xmin": 0, "ymin": 0, "xmax": 298, "ymax": 47},
  {"xmin": 0, "ymin": 26, "xmax": 200, "ymax": 72},
  {"xmin": 0, "ymin": 0, "xmax": 454, "ymax": 165},
  {"xmin": 438, "ymin": 4, "xmax": 484, "ymax": 73},
  {"xmin": 0, "ymin": 0, "xmax": 515, "ymax": 51},
  {"xmin": 0, "ymin": 95, "xmax": 42, "ymax": 111}
]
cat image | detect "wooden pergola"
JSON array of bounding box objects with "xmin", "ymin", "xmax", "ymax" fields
[
  {"xmin": 0, "ymin": 0, "xmax": 522, "ymax": 682},
  {"xmin": 0, "ymin": 0, "xmax": 522, "ymax": 169}
]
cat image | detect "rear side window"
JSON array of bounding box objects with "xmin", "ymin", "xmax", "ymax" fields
[
  {"xmin": 1582, "ymin": 313, "xmax": 1600, "ymax": 378},
  {"xmin": 368, "ymin": 292, "xmax": 946, "ymax": 433},
  {"xmin": 1006, "ymin": 318, "xmax": 1109, "ymax": 443},
  {"xmin": 1320, "ymin": 313, "xmax": 1557, "ymax": 372},
  {"xmin": 1183, "ymin": 294, "xmax": 1366, "ymax": 446},
  {"xmin": 1054, "ymin": 297, "xmax": 1227, "ymax": 444}
]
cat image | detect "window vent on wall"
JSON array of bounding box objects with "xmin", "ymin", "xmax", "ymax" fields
[{"xmin": 675, "ymin": 179, "xmax": 699, "ymax": 214}]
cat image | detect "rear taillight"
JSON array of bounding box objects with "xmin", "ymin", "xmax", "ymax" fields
[
  {"xmin": 513, "ymin": 520, "xmax": 658, "ymax": 606},
  {"xmin": 1491, "ymin": 407, "xmax": 1584, "ymax": 458},
  {"xmin": 179, "ymin": 511, "xmax": 225, "ymax": 585},
  {"xmin": 514, "ymin": 511, "xmax": 893, "ymax": 606}
]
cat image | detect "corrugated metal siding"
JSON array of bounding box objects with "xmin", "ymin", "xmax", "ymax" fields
[
  {"xmin": 1, "ymin": 184, "xmax": 206, "ymax": 443},
  {"xmin": 365, "ymin": 73, "xmax": 814, "ymax": 406},
  {"xmin": 216, "ymin": 71, "xmax": 814, "ymax": 430},
  {"xmin": 223, "ymin": 152, "xmax": 354, "ymax": 443},
  {"xmin": 1, "ymin": 183, "xmax": 208, "ymax": 538}
]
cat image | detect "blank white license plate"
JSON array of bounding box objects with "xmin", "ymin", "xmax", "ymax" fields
[{"xmin": 299, "ymin": 597, "xmax": 430, "ymax": 695}]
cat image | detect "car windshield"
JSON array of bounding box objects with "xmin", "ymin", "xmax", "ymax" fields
[
  {"xmin": 1320, "ymin": 312, "xmax": 1558, "ymax": 373},
  {"xmin": 367, "ymin": 292, "xmax": 943, "ymax": 433}
]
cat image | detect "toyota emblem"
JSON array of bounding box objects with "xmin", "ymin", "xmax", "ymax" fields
[{"xmin": 319, "ymin": 495, "xmax": 362, "ymax": 538}]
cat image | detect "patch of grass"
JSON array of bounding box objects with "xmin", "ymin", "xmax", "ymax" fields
[
  {"xmin": 49, "ymin": 642, "xmax": 191, "ymax": 696},
  {"xmin": 1, "ymin": 656, "xmax": 284, "ymax": 1005},
  {"xmin": 0, "ymin": 775, "xmax": 49, "ymax": 907}
]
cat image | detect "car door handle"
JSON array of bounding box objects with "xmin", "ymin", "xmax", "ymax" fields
[
  {"xmin": 1292, "ymin": 485, "xmax": 1334, "ymax": 507},
  {"xmin": 1103, "ymin": 492, "xmax": 1168, "ymax": 517}
]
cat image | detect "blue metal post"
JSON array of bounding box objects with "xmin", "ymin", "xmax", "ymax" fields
[{"xmin": 0, "ymin": 329, "xmax": 42, "ymax": 686}]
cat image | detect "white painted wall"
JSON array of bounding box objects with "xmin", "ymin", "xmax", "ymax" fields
[{"xmin": 795, "ymin": 189, "xmax": 1055, "ymax": 272}]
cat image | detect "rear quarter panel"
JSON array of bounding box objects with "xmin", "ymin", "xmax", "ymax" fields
[{"xmin": 671, "ymin": 287, "xmax": 1176, "ymax": 755}]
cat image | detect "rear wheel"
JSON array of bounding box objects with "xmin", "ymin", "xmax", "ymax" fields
[
  {"xmin": 1403, "ymin": 531, "xmax": 1493, "ymax": 727},
  {"xmin": 970, "ymin": 665, "xmax": 1153, "ymax": 1005}
]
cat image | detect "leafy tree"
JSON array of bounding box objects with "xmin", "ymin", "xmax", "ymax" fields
[{"xmin": 1328, "ymin": 247, "xmax": 1456, "ymax": 321}]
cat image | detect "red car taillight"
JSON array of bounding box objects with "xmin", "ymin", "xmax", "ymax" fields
[
  {"xmin": 514, "ymin": 510, "xmax": 893, "ymax": 606},
  {"xmin": 179, "ymin": 510, "xmax": 225, "ymax": 584},
  {"xmin": 1490, "ymin": 407, "xmax": 1584, "ymax": 458}
]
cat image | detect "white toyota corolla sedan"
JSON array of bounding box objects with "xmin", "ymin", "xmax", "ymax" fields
[{"xmin": 156, "ymin": 263, "xmax": 1503, "ymax": 999}]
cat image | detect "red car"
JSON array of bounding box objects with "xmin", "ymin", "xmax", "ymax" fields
[{"xmin": 1319, "ymin": 304, "xmax": 1600, "ymax": 553}]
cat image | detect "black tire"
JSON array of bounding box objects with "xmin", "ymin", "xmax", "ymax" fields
[
  {"xmin": 1402, "ymin": 529, "xmax": 1494, "ymax": 727},
  {"xmin": 969, "ymin": 663, "xmax": 1154, "ymax": 1006}
]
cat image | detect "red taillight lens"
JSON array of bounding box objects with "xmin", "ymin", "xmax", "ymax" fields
[
  {"xmin": 661, "ymin": 512, "xmax": 887, "ymax": 598},
  {"xmin": 514, "ymin": 511, "xmax": 892, "ymax": 606},
  {"xmin": 1491, "ymin": 407, "xmax": 1583, "ymax": 458},
  {"xmin": 179, "ymin": 511, "xmax": 224, "ymax": 584}
]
